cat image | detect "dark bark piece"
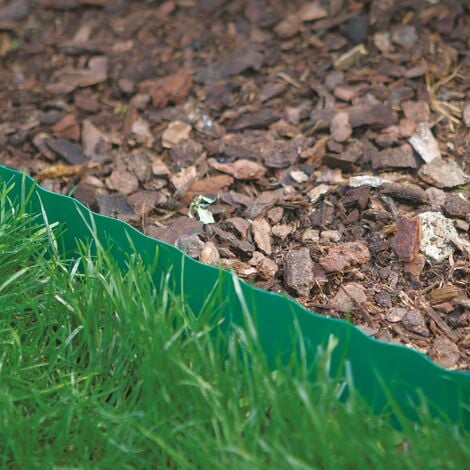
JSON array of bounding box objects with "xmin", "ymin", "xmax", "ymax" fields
[
  {"xmin": 0, "ymin": 0, "xmax": 31, "ymax": 22},
  {"xmin": 391, "ymin": 24, "xmax": 418, "ymax": 49},
  {"xmin": 141, "ymin": 69, "xmax": 191, "ymax": 108},
  {"xmin": 212, "ymin": 226, "xmax": 255, "ymax": 254},
  {"xmin": 391, "ymin": 216, "xmax": 422, "ymax": 262},
  {"xmin": 444, "ymin": 194, "xmax": 470, "ymax": 219},
  {"xmin": 170, "ymin": 139, "xmax": 203, "ymax": 168},
  {"xmin": 96, "ymin": 193, "xmax": 135, "ymax": 218},
  {"xmin": 228, "ymin": 108, "xmax": 280, "ymax": 131},
  {"xmin": 284, "ymin": 247, "xmax": 314, "ymax": 296},
  {"xmin": 128, "ymin": 190, "xmax": 164, "ymax": 216},
  {"xmin": 381, "ymin": 183, "xmax": 429, "ymax": 205},
  {"xmin": 246, "ymin": 190, "xmax": 282, "ymax": 219},
  {"xmin": 74, "ymin": 92, "xmax": 100, "ymax": 113},
  {"xmin": 323, "ymin": 139, "xmax": 362, "ymax": 171},
  {"xmin": 343, "ymin": 13, "xmax": 369, "ymax": 44},
  {"xmin": 147, "ymin": 216, "xmax": 203, "ymax": 245},
  {"xmin": 347, "ymin": 102, "xmax": 395, "ymax": 128},
  {"xmin": 310, "ymin": 108, "xmax": 336, "ymax": 130},
  {"xmin": 46, "ymin": 138, "xmax": 87, "ymax": 164},
  {"xmin": 402, "ymin": 309, "xmax": 429, "ymax": 337},
  {"xmin": 259, "ymin": 82, "xmax": 287, "ymax": 102},
  {"xmin": 73, "ymin": 182, "xmax": 98, "ymax": 210},
  {"xmin": 196, "ymin": 45, "xmax": 264, "ymax": 83},
  {"xmin": 205, "ymin": 83, "xmax": 238, "ymax": 110},
  {"xmin": 310, "ymin": 200, "xmax": 335, "ymax": 227},
  {"xmin": 262, "ymin": 144, "xmax": 299, "ymax": 168},
  {"xmin": 375, "ymin": 290, "xmax": 392, "ymax": 308},
  {"xmin": 225, "ymin": 217, "xmax": 250, "ymax": 239},
  {"xmin": 58, "ymin": 41, "xmax": 104, "ymax": 55},
  {"xmin": 343, "ymin": 186, "xmax": 369, "ymax": 210},
  {"xmin": 390, "ymin": 86, "xmax": 414, "ymax": 105},
  {"xmin": 372, "ymin": 144, "xmax": 418, "ymax": 170},
  {"xmin": 198, "ymin": 0, "xmax": 226, "ymax": 14},
  {"xmin": 369, "ymin": 0, "xmax": 395, "ymax": 30}
]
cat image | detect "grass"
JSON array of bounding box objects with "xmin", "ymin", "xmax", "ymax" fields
[{"xmin": 0, "ymin": 183, "xmax": 469, "ymax": 468}]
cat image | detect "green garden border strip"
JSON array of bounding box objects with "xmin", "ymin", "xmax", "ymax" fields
[{"xmin": 1, "ymin": 164, "xmax": 469, "ymax": 429}]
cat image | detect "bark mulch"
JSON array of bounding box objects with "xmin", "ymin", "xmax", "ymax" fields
[{"xmin": 1, "ymin": 0, "xmax": 469, "ymax": 369}]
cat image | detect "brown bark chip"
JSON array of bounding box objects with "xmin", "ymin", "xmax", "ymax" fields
[
  {"xmin": 284, "ymin": 248, "xmax": 314, "ymax": 296},
  {"xmin": 429, "ymin": 286, "xmax": 460, "ymax": 305},
  {"xmin": 144, "ymin": 68, "xmax": 192, "ymax": 108},
  {"xmin": 444, "ymin": 194, "xmax": 470, "ymax": 219},
  {"xmin": 209, "ymin": 159, "xmax": 266, "ymax": 180},
  {"xmin": 402, "ymin": 309, "xmax": 429, "ymax": 337},
  {"xmin": 331, "ymin": 283, "xmax": 367, "ymax": 312},
  {"xmin": 251, "ymin": 218, "xmax": 272, "ymax": 255},
  {"xmin": 330, "ymin": 111, "xmax": 352, "ymax": 142},
  {"xmin": 319, "ymin": 242, "xmax": 370, "ymax": 273},
  {"xmin": 391, "ymin": 216, "xmax": 422, "ymax": 262},
  {"xmin": 200, "ymin": 242, "xmax": 220, "ymax": 266},
  {"xmin": 429, "ymin": 337, "xmax": 460, "ymax": 369}
]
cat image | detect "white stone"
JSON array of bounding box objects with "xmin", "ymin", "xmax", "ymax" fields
[{"xmin": 419, "ymin": 211, "xmax": 458, "ymax": 262}]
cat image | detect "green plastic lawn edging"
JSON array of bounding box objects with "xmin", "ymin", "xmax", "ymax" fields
[{"xmin": 1, "ymin": 164, "xmax": 469, "ymax": 430}]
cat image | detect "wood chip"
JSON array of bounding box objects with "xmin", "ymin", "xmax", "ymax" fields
[
  {"xmin": 319, "ymin": 242, "xmax": 370, "ymax": 272},
  {"xmin": 284, "ymin": 247, "xmax": 314, "ymax": 296},
  {"xmin": 162, "ymin": 121, "xmax": 192, "ymax": 148},
  {"xmin": 209, "ymin": 158, "xmax": 266, "ymax": 180},
  {"xmin": 251, "ymin": 218, "xmax": 272, "ymax": 255},
  {"xmin": 429, "ymin": 286, "xmax": 460, "ymax": 305},
  {"xmin": 391, "ymin": 216, "xmax": 422, "ymax": 262}
]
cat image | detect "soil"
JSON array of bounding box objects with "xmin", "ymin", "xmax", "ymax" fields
[{"xmin": 1, "ymin": 0, "xmax": 469, "ymax": 370}]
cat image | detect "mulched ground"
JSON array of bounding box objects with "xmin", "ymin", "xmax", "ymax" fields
[{"xmin": 1, "ymin": 0, "xmax": 469, "ymax": 369}]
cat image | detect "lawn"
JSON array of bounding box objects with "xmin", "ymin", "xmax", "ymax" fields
[{"xmin": 0, "ymin": 182, "xmax": 468, "ymax": 469}]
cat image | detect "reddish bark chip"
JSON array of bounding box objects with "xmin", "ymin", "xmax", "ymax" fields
[
  {"xmin": 209, "ymin": 158, "xmax": 266, "ymax": 180},
  {"xmin": 319, "ymin": 242, "xmax": 370, "ymax": 273},
  {"xmin": 52, "ymin": 114, "xmax": 80, "ymax": 141},
  {"xmin": 391, "ymin": 216, "xmax": 422, "ymax": 262},
  {"xmin": 143, "ymin": 68, "xmax": 192, "ymax": 108},
  {"xmin": 405, "ymin": 253, "xmax": 425, "ymax": 278}
]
